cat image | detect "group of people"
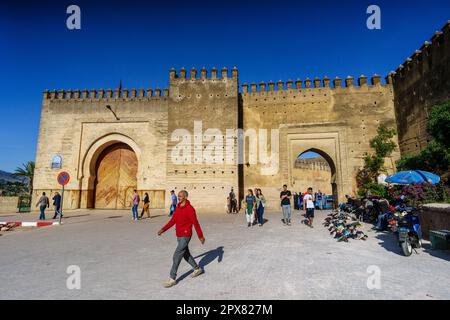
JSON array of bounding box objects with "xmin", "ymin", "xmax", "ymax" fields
[
  {"xmin": 131, "ymin": 190, "xmax": 151, "ymax": 220},
  {"xmin": 240, "ymin": 184, "xmax": 317, "ymax": 228},
  {"xmin": 35, "ymin": 191, "xmax": 62, "ymax": 220},
  {"xmin": 279, "ymin": 185, "xmax": 316, "ymax": 227},
  {"xmin": 243, "ymin": 188, "xmax": 266, "ymax": 227},
  {"xmin": 292, "ymin": 190, "xmax": 327, "ymax": 210}
]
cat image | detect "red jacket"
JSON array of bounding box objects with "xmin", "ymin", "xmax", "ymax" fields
[{"xmin": 161, "ymin": 200, "xmax": 204, "ymax": 239}]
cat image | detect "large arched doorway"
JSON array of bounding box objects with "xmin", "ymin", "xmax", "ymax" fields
[
  {"xmin": 293, "ymin": 148, "xmax": 338, "ymax": 208},
  {"xmin": 93, "ymin": 143, "xmax": 137, "ymax": 209}
]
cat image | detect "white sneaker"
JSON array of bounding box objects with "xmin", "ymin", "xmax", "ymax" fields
[
  {"xmin": 191, "ymin": 268, "xmax": 204, "ymax": 278},
  {"xmin": 164, "ymin": 278, "xmax": 177, "ymax": 288}
]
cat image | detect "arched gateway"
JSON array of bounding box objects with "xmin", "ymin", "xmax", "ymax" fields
[{"xmin": 94, "ymin": 143, "xmax": 137, "ymax": 209}]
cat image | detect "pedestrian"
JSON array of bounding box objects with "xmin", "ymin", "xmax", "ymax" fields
[
  {"xmin": 36, "ymin": 192, "xmax": 49, "ymax": 220},
  {"xmin": 131, "ymin": 190, "xmax": 140, "ymax": 221},
  {"xmin": 52, "ymin": 191, "xmax": 62, "ymax": 219},
  {"xmin": 303, "ymin": 187, "xmax": 315, "ymax": 228},
  {"xmin": 293, "ymin": 192, "xmax": 299, "ymax": 210},
  {"xmin": 298, "ymin": 192, "xmax": 304, "ymax": 210},
  {"xmin": 255, "ymin": 188, "xmax": 266, "ymax": 226},
  {"xmin": 316, "ymin": 190, "xmax": 323, "ymax": 210},
  {"xmin": 140, "ymin": 192, "xmax": 150, "ymax": 219},
  {"xmin": 280, "ymin": 184, "xmax": 292, "ymax": 225},
  {"xmin": 229, "ymin": 187, "xmax": 236, "ymax": 214},
  {"xmin": 322, "ymin": 193, "xmax": 327, "ymax": 209},
  {"xmin": 169, "ymin": 190, "xmax": 177, "ymax": 217},
  {"xmin": 158, "ymin": 190, "xmax": 205, "ymax": 288},
  {"xmin": 244, "ymin": 189, "xmax": 256, "ymax": 227}
]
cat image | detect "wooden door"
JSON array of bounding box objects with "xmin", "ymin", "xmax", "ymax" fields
[{"xmin": 94, "ymin": 144, "xmax": 137, "ymax": 209}]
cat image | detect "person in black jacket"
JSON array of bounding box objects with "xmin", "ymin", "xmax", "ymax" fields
[{"xmin": 52, "ymin": 192, "xmax": 62, "ymax": 219}]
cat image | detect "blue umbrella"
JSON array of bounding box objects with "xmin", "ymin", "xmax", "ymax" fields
[{"xmin": 385, "ymin": 170, "xmax": 440, "ymax": 185}]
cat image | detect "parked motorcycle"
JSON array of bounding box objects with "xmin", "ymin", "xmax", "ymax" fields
[{"xmin": 395, "ymin": 207, "xmax": 422, "ymax": 256}]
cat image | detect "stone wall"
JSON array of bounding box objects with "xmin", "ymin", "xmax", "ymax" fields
[
  {"xmin": 0, "ymin": 197, "xmax": 18, "ymax": 214},
  {"xmin": 166, "ymin": 68, "xmax": 239, "ymax": 212},
  {"xmin": 419, "ymin": 203, "xmax": 450, "ymax": 240},
  {"xmin": 33, "ymin": 69, "xmax": 401, "ymax": 213},
  {"xmin": 391, "ymin": 21, "xmax": 450, "ymax": 156},
  {"xmin": 241, "ymin": 76, "xmax": 400, "ymax": 209},
  {"xmin": 293, "ymin": 157, "xmax": 332, "ymax": 195},
  {"xmin": 33, "ymin": 87, "xmax": 169, "ymax": 210}
]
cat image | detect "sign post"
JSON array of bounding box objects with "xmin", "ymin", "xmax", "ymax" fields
[{"xmin": 57, "ymin": 171, "xmax": 70, "ymax": 224}]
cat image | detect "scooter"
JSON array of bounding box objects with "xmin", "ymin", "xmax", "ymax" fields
[{"xmin": 396, "ymin": 207, "xmax": 422, "ymax": 256}]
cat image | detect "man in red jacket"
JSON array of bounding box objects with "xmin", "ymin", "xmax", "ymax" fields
[{"xmin": 158, "ymin": 190, "xmax": 205, "ymax": 288}]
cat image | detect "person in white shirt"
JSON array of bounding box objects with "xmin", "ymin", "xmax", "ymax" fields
[{"xmin": 303, "ymin": 187, "xmax": 315, "ymax": 228}]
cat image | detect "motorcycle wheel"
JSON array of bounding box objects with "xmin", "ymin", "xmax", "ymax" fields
[{"xmin": 401, "ymin": 239, "xmax": 413, "ymax": 257}]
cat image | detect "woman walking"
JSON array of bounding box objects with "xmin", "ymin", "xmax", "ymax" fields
[
  {"xmin": 244, "ymin": 189, "xmax": 256, "ymax": 227},
  {"xmin": 140, "ymin": 192, "xmax": 150, "ymax": 219},
  {"xmin": 255, "ymin": 188, "xmax": 266, "ymax": 227}
]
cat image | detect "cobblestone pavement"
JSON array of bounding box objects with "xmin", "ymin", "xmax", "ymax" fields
[{"xmin": 1, "ymin": 209, "xmax": 449, "ymax": 299}]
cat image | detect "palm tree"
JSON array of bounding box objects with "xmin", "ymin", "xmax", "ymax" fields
[{"xmin": 13, "ymin": 161, "xmax": 35, "ymax": 197}]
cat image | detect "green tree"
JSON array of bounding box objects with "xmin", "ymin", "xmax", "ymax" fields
[
  {"xmin": 428, "ymin": 102, "xmax": 450, "ymax": 148},
  {"xmin": 362, "ymin": 124, "xmax": 397, "ymax": 181},
  {"xmin": 357, "ymin": 124, "xmax": 397, "ymax": 196},
  {"xmin": 397, "ymin": 102, "xmax": 450, "ymax": 183},
  {"xmin": 13, "ymin": 161, "xmax": 35, "ymax": 197}
]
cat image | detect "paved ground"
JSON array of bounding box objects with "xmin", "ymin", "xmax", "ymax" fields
[{"xmin": 1, "ymin": 208, "xmax": 449, "ymax": 300}]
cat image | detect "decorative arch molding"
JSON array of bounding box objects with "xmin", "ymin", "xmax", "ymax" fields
[
  {"xmin": 80, "ymin": 133, "xmax": 142, "ymax": 183},
  {"xmin": 285, "ymin": 126, "xmax": 351, "ymax": 205}
]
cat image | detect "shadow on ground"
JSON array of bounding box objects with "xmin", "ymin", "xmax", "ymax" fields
[
  {"xmin": 177, "ymin": 246, "xmax": 224, "ymax": 282},
  {"xmin": 421, "ymin": 243, "xmax": 450, "ymax": 262},
  {"xmin": 375, "ymin": 231, "xmax": 404, "ymax": 256},
  {"xmin": 63, "ymin": 214, "xmax": 91, "ymax": 219},
  {"xmin": 375, "ymin": 231, "xmax": 450, "ymax": 261}
]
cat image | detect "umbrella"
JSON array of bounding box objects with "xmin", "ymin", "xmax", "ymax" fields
[{"xmin": 385, "ymin": 170, "xmax": 440, "ymax": 185}]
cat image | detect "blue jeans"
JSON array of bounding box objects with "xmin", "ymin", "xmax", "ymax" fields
[
  {"xmin": 317, "ymin": 199, "xmax": 323, "ymax": 210},
  {"xmin": 39, "ymin": 206, "xmax": 46, "ymax": 220},
  {"xmin": 257, "ymin": 204, "xmax": 264, "ymax": 224},
  {"xmin": 170, "ymin": 237, "xmax": 198, "ymax": 280},
  {"xmin": 132, "ymin": 205, "xmax": 139, "ymax": 220},
  {"xmin": 376, "ymin": 213, "xmax": 389, "ymax": 230},
  {"xmin": 282, "ymin": 205, "xmax": 291, "ymax": 223},
  {"xmin": 169, "ymin": 204, "xmax": 176, "ymax": 216}
]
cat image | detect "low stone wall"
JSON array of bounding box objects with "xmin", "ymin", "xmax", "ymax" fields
[
  {"xmin": 419, "ymin": 203, "xmax": 450, "ymax": 240},
  {"xmin": 0, "ymin": 197, "xmax": 19, "ymax": 214}
]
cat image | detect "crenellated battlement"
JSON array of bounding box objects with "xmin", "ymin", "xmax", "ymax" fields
[
  {"xmin": 389, "ymin": 20, "xmax": 450, "ymax": 83},
  {"xmin": 241, "ymin": 74, "xmax": 385, "ymax": 94},
  {"xmin": 43, "ymin": 87, "xmax": 169, "ymax": 101},
  {"xmin": 169, "ymin": 66, "xmax": 238, "ymax": 81}
]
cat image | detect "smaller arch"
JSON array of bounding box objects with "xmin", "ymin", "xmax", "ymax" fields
[
  {"xmin": 295, "ymin": 148, "xmax": 338, "ymax": 208},
  {"xmin": 51, "ymin": 155, "xmax": 63, "ymax": 169},
  {"xmin": 297, "ymin": 148, "xmax": 336, "ymax": 178}
]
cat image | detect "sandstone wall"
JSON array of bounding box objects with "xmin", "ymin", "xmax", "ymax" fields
[
  {"xmin": 33, "ymin": 88, "xmax": 169, "ymax": 210},
  {"xmin": 293, "ymin": 158, "xmax": 332, "ymax": 195},
  {"xmin": 241, "ymin": 76, "xmax": 400, "ymax": 209},
  {"xmin": 166, "ymin": 68, "xmax": 239, "ymax": 212},
  {"xmin": 391, "ymin": 21, "xmax": 450, "ymax": 156},
  {"xmin": 33, "ymin": 69, "xmax": 401, "ymax": 213}
]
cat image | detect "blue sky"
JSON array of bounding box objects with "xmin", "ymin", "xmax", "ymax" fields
[{"xmin": 0, "ymin": 0, "xmax": 449, "ymax": 172}]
